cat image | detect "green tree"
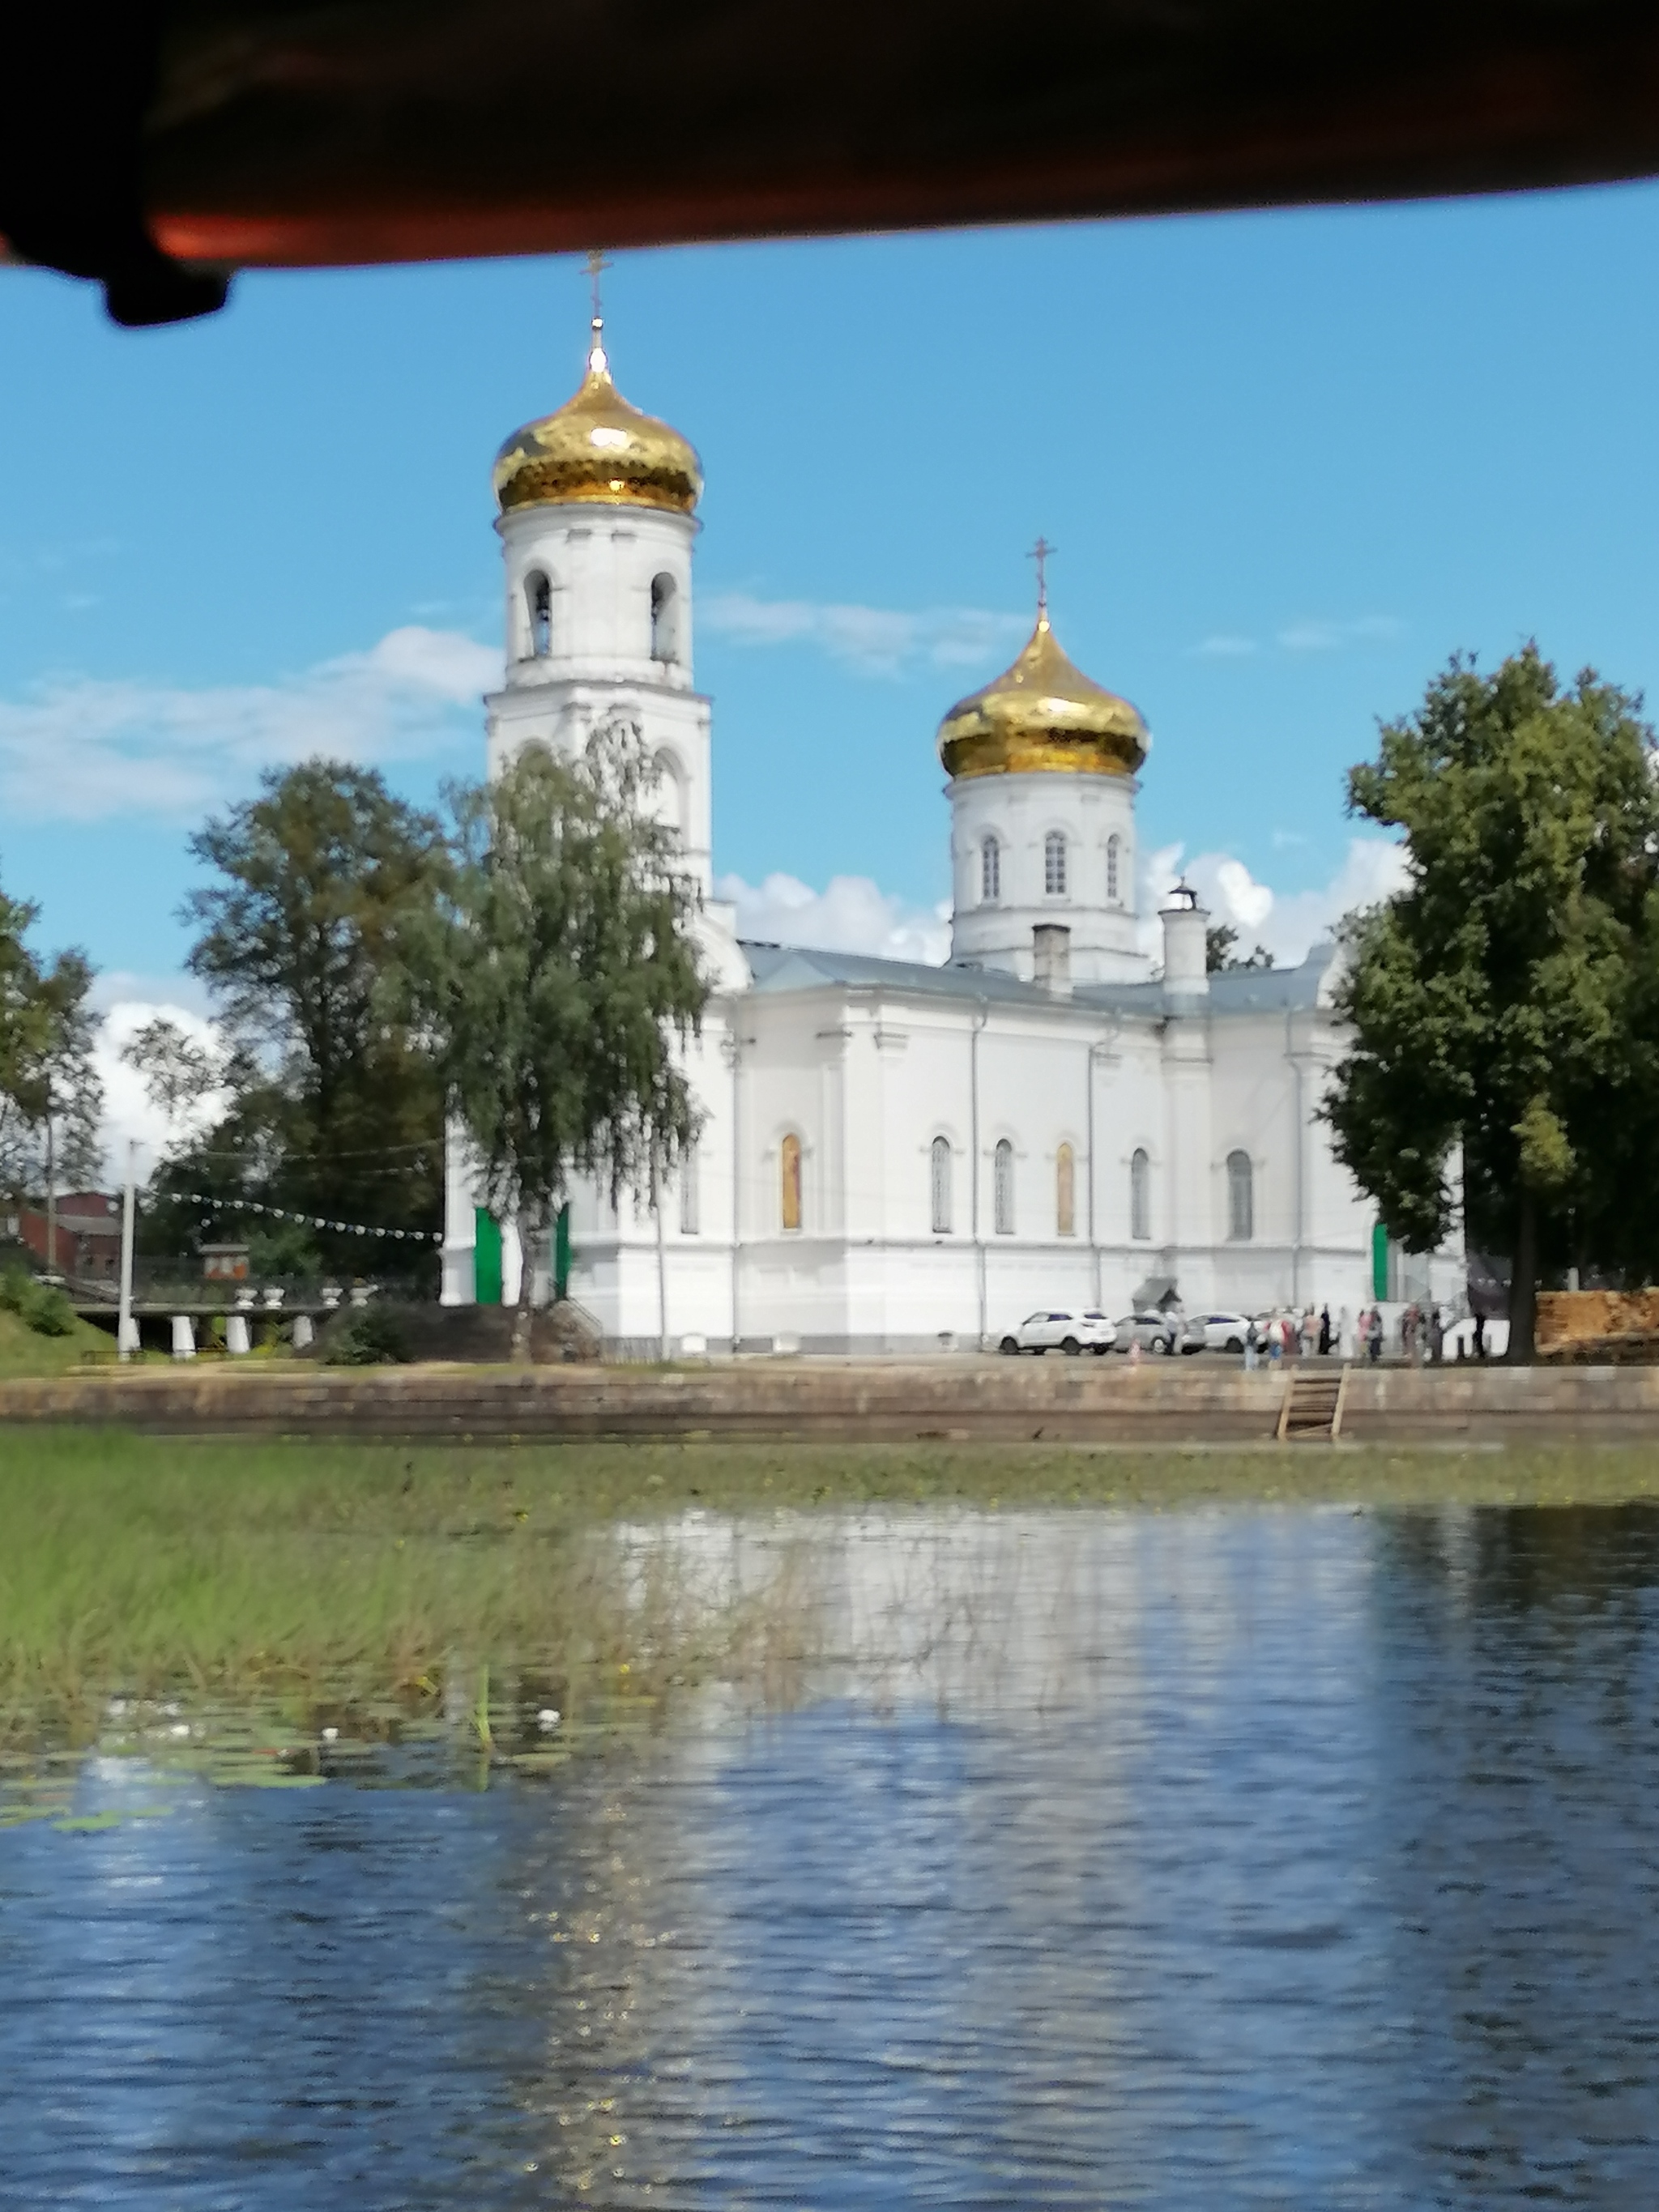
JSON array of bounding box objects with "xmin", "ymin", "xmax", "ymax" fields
[
  {"xmin": 0, "ymin": 875, "xmax": 101, "ymax": 1204},
  {"xmin": 161, "ymin": 763, "xmax": 450, "ymax": 1274},
  {"xmin": 1324, "ymin": 646, "xmax": 1659, "ymax": 1361},
  {"xmin": 409, "ymin": 730, "xmax": 707, "ymax": 1357},
  {"xmin": 1205, "ymin": 923, "xmax": 1274, "ymax": 973}
]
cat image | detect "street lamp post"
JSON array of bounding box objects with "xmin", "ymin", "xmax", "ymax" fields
[{"xmin": 117, "ymin": 1141, "xmax": 139, "ymax": 1359}]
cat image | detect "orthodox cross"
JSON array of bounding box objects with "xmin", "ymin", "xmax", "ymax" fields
[
  {"xmin": 1028, "ymin": 535, "xmax": 1056, "ymax": 613},
  {"xmin": 586, "ymin": 247, "xmax": 611, "ymax": 324}
]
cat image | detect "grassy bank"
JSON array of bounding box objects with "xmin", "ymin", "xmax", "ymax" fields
[
  {"xmin": 6, "ymin": 1429, "xmax": 1659, "ymax": 1743},
  {"xmin": 0, "ymin": 1309, "xmax": 115, "ymax": 1379}
]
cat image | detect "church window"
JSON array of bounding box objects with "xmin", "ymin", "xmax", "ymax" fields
[
  {"xmin": 1056, "ymin": 1142, "xmax": 1076, "ymax": 1237},
  {"xmin": 780, "ymin": 1132, "xmax": 803, "ymax": 1232},
  {"xmin": 527, "ymin": 571, "xmax": 552, "ymax": 657},
  {"xmin": 993, "ymin": 1139, "xmax": 1015, "ymax": 1235},
  {"xmin": 650, "ymin": 573, "xmax": 679, "ymax": 663},
  {"xmin": 1131, "ymin": 1148, "xmax": 1151, "ymax": 1241},
  {"xmin": 980, "ymin": 835, "xmax": 1000, "ymax": 905},
  {"xmin": 1044, "ymin": 832, "xmax": 1068, "ymax": 897},
  {"xmin": 1227, "ymin": 1149, "xmax": 1254, "ymax": 1242},
  {"xmin": 930, "ymin": 1135, "xmax": 953, "ymax": 1234},
  {"xmin": 679, "ymin": 1141, "xmax": 700, "ymax": 1234},
  {"xmin": 1107, "ymin": 834, "xmax": 1121, "ymax": 905}
]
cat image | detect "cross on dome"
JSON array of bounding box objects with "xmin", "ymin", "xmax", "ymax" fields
[{"xmin": 1028, "ymin": 535, "xmax": 1056, "ymax": 616}]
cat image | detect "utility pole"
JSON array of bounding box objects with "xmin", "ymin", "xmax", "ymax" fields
[
  {"xmin": 45, "ymin": 1106, "xmax": 56, "ymax": 1276},
  {"xmin": 117, "ymin": 1140, "xmax": 138, "ymax": 1360}
]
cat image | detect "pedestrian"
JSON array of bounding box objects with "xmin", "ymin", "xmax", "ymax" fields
[
  {"xmin": 1243, "ymin": 1315, "xmax": 1260, "ymax": 1373},
  {"xmin": 1367, "ymin": 1306, "xmax": 1384, "ymax": 1364},
  {"xmin": 1318, "ymin": 1304, "xmax": 1333, "ymax": 1356},
  {"xmin": 1429, "ymin": 1304, "xmax": 1444, "ymax": 1364},
  {"xmin": 1473, "ymin": 1312, "xmax": 1486, "ymax": 1359},
  {"xmin": 1268, "ymin": 1313, "xmax": 1286, "ymax": 1366},
  {"xmin": 1301, "ymin": 1307, "xmax": 1320, "ymax": 1360},
  {"xmin": 1401, "ymin": 1303, "xmax": 1418, "ymax": 1362},
  {"xmin": 1338, "ymin": 1305, "xmax": 1354, "ymax": 1360}
]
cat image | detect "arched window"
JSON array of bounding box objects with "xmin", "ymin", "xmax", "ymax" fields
[
  {"xmin": 980, "ymin": 835, "xmax": 1001, "ymax": 905},
  {"xmin": 1056, "ymin": 1142, "xmax": 1076, "ymax": 1237},
  {"xmin": 1044, "ymin": 831, "xmax": 1068, "ymax": 897},
  {"xmin": 650, "ymin": 573, "xmax": 679, "ymax": 663},
  {"xmin": 1107, "ymin": 833, "xmax": 1121, "ymax": 905},
  {"xmin": 1131, "ymin": 1148, "xmax": 1151, "ymax": 1242},
  {"xmin": 993, "ymin": 1139, "xmax": 1015, "ymax": 1235},
  {"xmin": 780, "ymin": 1133, "xmax": 803, "ymax": 1233},
  {"xmin": 930, "ymin": 1135, "xmax": 953, "ymax": 1234},
  {"xmin": 679, "ymin": 1140, "xmax": 699, "ymax": 1235},
  {"xmin": 1227, "ymin": 1149, "xmax": 1254, "ymax": 1242},
  {"xmin": 527, "ymin": 571, "xmax": 552, "ymax": 657}
]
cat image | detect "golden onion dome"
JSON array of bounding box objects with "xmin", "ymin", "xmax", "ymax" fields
[
  {"xmin": 938, "ymin": 606, "xmax": 1149, "ymax": 780},
  {"xmin": 493, "ymin": 318, "xmax": 702, "ymax": 517}
]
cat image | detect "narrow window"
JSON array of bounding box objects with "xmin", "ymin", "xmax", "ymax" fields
[
  {"xmin": 1044, "ymin": 831, "xmax": 1068, "ymax": 897},
  {"xmin": 930, "ymin": 1135, "xmax": 953, "ymax": 1234},
  {"xmin": 679, "ymin": 1141, "xmax": 699, "ymax": 1234},
  {"xmin": 1131, "ymin": 1148, "xmax": 1151, "ymax": 1241},
  {"xmin": 1227, "ymin": 1149, "xmax": 1254, "ymax": 1242},
  {"xmin": 527, "ymin": 571, "xmax": 552, "ymax": 657},
  {"xmin": 1107, "ymin": 833, "xmax": 1120, "ymax": 905},
  {"xmin": 650, "ymin": 573, "xmax": 678, "ymax": 663},
  {"xmin": 993, "ymin": 1139, "xmax": 1015, "ymax": 1235},
  {"xmin": 780, "ymin": 1133, "xmax": 802, "ymax": 1232},
  {"xmin": 1056, "ymin": 1142, "xmax": 1076, "ymax": 1237},
  {"xmin": 980, "ymin": 835, "xmax": 1000, "ymax": 905}
]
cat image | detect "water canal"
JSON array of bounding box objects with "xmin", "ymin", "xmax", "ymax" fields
[{"xmin": 4, "ymin": 1499, "xmax": 1657, "ymax": 2207}]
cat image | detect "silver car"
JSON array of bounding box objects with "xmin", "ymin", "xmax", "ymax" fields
[
  {"xmin": 999, "ymin": 1309, "xmax": 1118, "ymax": 1356},
  {"xmin": 1114, "ymin": 1310, "xmax": 1181, "ymax": 1355}
]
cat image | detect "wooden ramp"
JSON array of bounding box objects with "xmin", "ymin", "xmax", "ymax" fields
[{"xmin": 1277, "ymin": 1363, "xmax": 1350, "ymax": 1442}]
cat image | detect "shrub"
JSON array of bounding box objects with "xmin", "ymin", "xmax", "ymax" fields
[
  {"xmin": 323, "ymin": 1306, "xmax": 411, "ymax": 1367},
  {"xmin": 18, "ymin": 1279, "xmax": 76, "ymax": 1337}
]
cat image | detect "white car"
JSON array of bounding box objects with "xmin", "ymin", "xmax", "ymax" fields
[
  {"xmin": 1183, "ymin": 1311, "xmax": 1254, "ymax": 1354},
  {"xmin": 1113, "ymin": 1310, "xmax": 1182, "ymax": 1355},
  {"xmin": 999, "ymin": 1309, "xmax": 1118, "ymax": 1356}
]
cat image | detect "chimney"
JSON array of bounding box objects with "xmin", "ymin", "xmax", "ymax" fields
[
  {"xmin": 1160, "ymin": 882, "xmax": 1209, "ymax": 1000},
  {"xmin": 1032, "ymin": 923, "xmax": 1072, "ymax": 997}
]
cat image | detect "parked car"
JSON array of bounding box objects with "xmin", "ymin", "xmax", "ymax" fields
[
  {"xmin": 1183, "ymin": 1310, "xmax": 1254, "ymax": 1354},
  {"xmin": 1114, "ymin": 1310, "xmax": 1182, "ymax": 1356},
  {"xmin": 998, "ymin": 1309, "xmax": 1118, "ymax": 1356}
]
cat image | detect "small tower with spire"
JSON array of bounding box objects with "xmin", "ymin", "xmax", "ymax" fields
[
  {"xmin": 484, "ymin": 264, "xmax": 713, "ymax": 897},
  {"xmin": 937, "ymin": 547, "xmax": 1151, "ymax": 987}
]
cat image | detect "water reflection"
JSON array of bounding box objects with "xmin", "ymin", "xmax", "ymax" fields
[{"xmin": 4, "ymin": 1502, "xmax": 1658, "ymax": 2206}]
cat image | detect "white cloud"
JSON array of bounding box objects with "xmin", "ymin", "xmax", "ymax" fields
[
  {"xmin": 1193, "ymin": 633, "xmax": 1259, "ymax": 659},
  {"xmin": 717, "ymin": 870, "xmax": 952, "ymax": 965},
  {"xmin": 93, "ymin": 994, "xmax": 230, "ymax": 1181},
  {"xmin": 0, "ymin": 625, "xmax": 502, "ymax": 825},
  {"xmin": 1142, "ymin": 837, "xmax": 1408, "ymax": 965},
  {"xmin": 702, "ymin": 593, "xmax": 1026, "ymax": 679}
]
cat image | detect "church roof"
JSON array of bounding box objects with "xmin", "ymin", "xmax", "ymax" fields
[
  {"xmin": 493, "ymin": 318, "xmax": 702, "ymax": 518},
  {"xmin": 740, "ymin": 940, "xmax": 1337, "ymax": 1014}
]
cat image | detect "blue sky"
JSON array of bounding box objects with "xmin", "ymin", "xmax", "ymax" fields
[{"xmin": 5, "ymin": 180, "xmax": 1659, "ymax": 1034}]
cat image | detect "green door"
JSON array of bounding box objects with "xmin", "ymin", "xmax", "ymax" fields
[
  {"xmin": 1371, "ymin": 1221, "xmax": 1390, "ymax": 1302},
  {"xmin": 474, "ymin": 1209, "xmax": 503, "ymax": 1305}
]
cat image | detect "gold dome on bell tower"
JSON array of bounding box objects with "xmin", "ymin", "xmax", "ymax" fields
[
  {"xmin": 493, "ymin": 310, "xmax": 702, "ymax": 518},
  {"xmin": 938, "ymin": 545, "xmax": 1149, "ymax": 781}
]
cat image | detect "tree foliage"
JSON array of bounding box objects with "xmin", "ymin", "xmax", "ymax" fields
[
  {"xmin": 1324, "ymin": 646, "xmax": 1659, "ymax": 1359},
  {"xmin": 154, "ymin": 764, "xmax": 450, "ymax": 1273},
  {"xmin": 1205, "ymin": 923, "xmax": 1274, "ymax": 973},
  {"xmin": 407, "ymin": 731, "xmax": 707, "ymax": 1353},
  {"xmin": 0, "ymin": 872, "xmax": 102, "ymax": 1202}
]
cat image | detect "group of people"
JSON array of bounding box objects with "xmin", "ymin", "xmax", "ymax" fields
[{"xmin": 1240, "ymin": 1301, "xmax": 1453, "ymax": 1369}]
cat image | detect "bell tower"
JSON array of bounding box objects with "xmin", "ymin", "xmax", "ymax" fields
[{"xmin": 484, "ymin": 271, "xmax": 713, "ymax": 897}]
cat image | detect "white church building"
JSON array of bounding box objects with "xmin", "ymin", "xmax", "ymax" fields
[{"xmin": 441, "ymin": 312, "xmax": 1457, "ymax": 1351}]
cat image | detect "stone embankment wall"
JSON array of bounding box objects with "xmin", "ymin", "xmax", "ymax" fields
[{"xmin": 4, "ymin": 1362, "xmax": 1659, "ymax": 1443}]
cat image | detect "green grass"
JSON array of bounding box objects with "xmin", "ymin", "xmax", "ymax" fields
[
  {"xmin": 6, "ymin": 1429, "xmax": 1659, "ymax": 1745},
  {"xmin": 0, "ymin": 1309, "xmax": 117, "ymax": 1378}
]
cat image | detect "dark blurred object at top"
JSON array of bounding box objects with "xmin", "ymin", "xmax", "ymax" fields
[{"xmin": 7, "ymin": 0, "xmax": 1659, "ymax": 325}]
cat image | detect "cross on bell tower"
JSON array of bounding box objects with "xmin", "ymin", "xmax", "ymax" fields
[{"xmin": 1028, "ymin": 535, "xmax": 1056, "ymax": 616}]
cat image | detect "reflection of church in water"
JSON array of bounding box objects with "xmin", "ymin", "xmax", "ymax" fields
[{"xmin": 442, "ymin": 313, "xmax": 1461, "ymax": 1349}]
